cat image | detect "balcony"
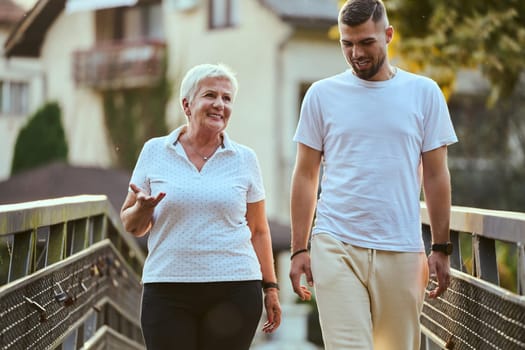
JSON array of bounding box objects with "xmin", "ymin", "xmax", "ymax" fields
[{"xmin": 73, "ymin": 40, "xmax": 166, "ymax": 90}]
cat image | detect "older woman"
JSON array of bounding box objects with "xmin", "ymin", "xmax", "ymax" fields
[{"xmin": 120, "ymin": 63, "xmax": 281, "ymax": 350}]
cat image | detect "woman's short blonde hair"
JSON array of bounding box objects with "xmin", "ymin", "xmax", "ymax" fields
[{"xmin": 179, "ymin": 63, "xmax": 238, "ymax": 108}]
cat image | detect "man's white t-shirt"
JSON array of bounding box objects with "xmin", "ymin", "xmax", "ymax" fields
[
  {"xmin": 294, "ymin": 68, "xmax": 458, "ymax": 252},
  {"xmin": 130, "ymin": 126, "xmax": 265, "ymax": 283}
]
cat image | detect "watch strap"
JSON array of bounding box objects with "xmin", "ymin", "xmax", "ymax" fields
[
  {"xmin": 431, "ymin": 242, "xmax": 453, "ymax": 255},
  {"xmin": 262, "ymin": 281, "xmax": 280, "ymax": 290}
]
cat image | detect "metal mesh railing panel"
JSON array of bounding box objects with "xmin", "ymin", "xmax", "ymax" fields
[
  {"xmin": 422, "ymin": 276, "xmax": 525, "ymax": 350},
  {"xmin": 0, "ymin": 242, "xmax": 142, "ymax": 350}
]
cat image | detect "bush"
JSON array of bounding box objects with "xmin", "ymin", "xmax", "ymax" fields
[{"xmin": 11, "ymin": 102, "xmax": 68, "ymax": 175}]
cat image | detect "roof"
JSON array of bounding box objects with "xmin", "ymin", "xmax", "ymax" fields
[
  {"xmin": 0, "ymin": 0, "xmax": 25, "ymax": 27},
  {"xmin": 5, "ymin": 0, "xmax": 339, "ymax": 57},
  {"xmin": 0, "ymin": 161, "xmax": 131, "ymax": 211},
  {"xmin": 259, "ymin": 0, "xmax": 338, "ymax": 29},
  {"xmin": 4, "ymin": 0, "xmax": 65, "ymax": 57}
]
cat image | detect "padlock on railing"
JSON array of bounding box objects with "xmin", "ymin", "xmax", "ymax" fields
[
  {"xmin": 53, "ymin": 282, "xmax": 76, "ymax": 306},
  {"xmin": 54, "ymin": 282, "xmax": 68, "ymax": 303}
]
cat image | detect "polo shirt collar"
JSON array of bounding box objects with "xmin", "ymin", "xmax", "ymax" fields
[{"xmin": 166, "ymin": 125, "xmax": 235, "ymax": 155}]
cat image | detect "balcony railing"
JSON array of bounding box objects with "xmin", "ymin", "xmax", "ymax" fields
[{"xmin": 73, "ymin": 40, "xmax": 166, "ymax": 90}]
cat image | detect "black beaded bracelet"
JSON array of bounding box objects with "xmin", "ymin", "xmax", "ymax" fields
[
  {"xmin": 290, "ymin": 248, "xmax": 309, "ymax": 260},
  {"xmin": 262, "ymin": 282, "xmax": 280, "ymax": 290}
]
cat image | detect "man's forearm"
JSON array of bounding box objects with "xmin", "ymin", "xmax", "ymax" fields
[
  {"xmin": 424, "ymin": 171, "xmax": 452, "ymax": 243},
  {"xmin": 290, "ymin": 174, "xmax": 318, "ymax": 252}
]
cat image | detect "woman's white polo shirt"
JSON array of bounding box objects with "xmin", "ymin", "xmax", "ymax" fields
[{"xmin": 130, "ymin": 126, "xmax": 265, "ymax": 283}]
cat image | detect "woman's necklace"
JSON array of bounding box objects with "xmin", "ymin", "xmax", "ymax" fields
[
  {"xmin": 184, "ymin": 138, "xmax": 221, "ymax": 161},
  {"xmin": 190, "ymin": 146, "xmax": 216, "ymax": 161}
]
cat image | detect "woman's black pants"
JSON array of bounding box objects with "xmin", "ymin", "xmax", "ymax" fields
[{"xmin": 141, "ymin": 281, "xmax": 263, "ymax": 350}]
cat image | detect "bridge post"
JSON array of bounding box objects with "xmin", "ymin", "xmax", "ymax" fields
[
  {"xmin": 472, "ymin": 234, "xmax": 499, "ymax": 284},
  {"xmin": 518, "ymin": 242, "xmax": 525, "ymax": 295}
]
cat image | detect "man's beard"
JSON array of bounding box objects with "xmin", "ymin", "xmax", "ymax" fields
[{"xmin": 352, "ymin": 54, "xmax": 386, "ymax": 81}]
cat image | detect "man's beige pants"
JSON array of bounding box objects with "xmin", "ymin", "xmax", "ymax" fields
[{"xmin": 311, "ymin": 233, "xmax": 429, "ymax": 350}]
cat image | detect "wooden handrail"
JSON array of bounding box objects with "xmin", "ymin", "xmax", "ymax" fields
[
  {"xmin": 0, "ymin": 195, "xmax": 145, "ymax": 285},
  {"xmin": 421, "ymin": 203, "xmax": 525, "ymax": 243},
  {"xmin": 420, "ymin": 203, "xmax": 525, "ymax": 350},
  {"xmin": 421, "ymin": 203, "xmax": 525, "ymax": 294}
]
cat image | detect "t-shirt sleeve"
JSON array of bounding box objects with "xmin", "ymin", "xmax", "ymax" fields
[
  {"xmin": 129, "ymin": 140, "xmax": 152, "ymax": 195},
  {"xmin": 422, "ymin": 81, "xmax": 458, "ymax": 152},
  {"xmin": 293, "ymin": 84, "xmax": 324, "ymax": 151},
  {"xmin": 245, "ymin": 148, "xmax": 265, "ymax": 203}
]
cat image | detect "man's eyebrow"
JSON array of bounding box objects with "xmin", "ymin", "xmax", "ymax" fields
[{"xmin": 341, "ymin": 37, "xmax": 375, "ymax": 44}]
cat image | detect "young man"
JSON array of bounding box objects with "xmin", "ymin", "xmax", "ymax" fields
[{"xmin": 289, "ymin": 0, "xmax": 458, "ymax": 349}]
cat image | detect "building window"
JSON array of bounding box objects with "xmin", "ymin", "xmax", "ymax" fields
[
  {"xmin": 0, "ymin": 80, "xmax": 29, "ymax": 116},
  {"xmin": 124, "ymin": 3, "xmax": 164, "ymax": 41},
  {"xmin": 209, "ymin": 0, "xmax": 239, "ymax": 29},
  {"xmin": 96, "ymin": 3, "xmax": 164, "ymax": 44}
]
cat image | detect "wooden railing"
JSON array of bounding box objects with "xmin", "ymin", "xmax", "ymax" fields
[
  {"xmin": 1, "ymin": 196, "xmax": 524, "ymax": 349},
  {"xmin": 0, "ymin": 195, "xmax": 145, "ymax": 349},
  {"xmin": 420, "ymin": 204, "xmax": 525, "ymax": 350}
]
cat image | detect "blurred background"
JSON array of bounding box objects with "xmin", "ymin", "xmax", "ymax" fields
[
  {"xmin": 1, "ymin": 0, "xmax": 524, "ymax": 216},
  {"xmin": 0, "ymin": 0, "xmax": 524, "ymax": 347}
]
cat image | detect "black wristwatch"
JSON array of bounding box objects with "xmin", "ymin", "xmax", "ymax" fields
[
  {"xmin": 431, "ymin": 242, "xmax": 453, "ymax": 255},
  {"xmin": 262, "ymin": 282, "xmax": 280, "ymax": 291}
]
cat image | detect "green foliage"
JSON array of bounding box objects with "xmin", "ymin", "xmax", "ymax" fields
[
  {"xmin": 496, "ymin": 241, "xmax": 518, "ymax": 293},
  {"xmin": 448, "ymin": 80, "xmax": 525, "ymax": 212},
  {"xmin": 387, "ymin": 0, "xmax": 525, "ymax": 104},
  {"xmin": 459, "ymin": 233, "xmax": 518, "ymax": 293},
  {"xmin": 103, "ymin": 71, "xmax": 170, "ymax": 170},
  {"xmin": 11, "ymin": 102, "xmax": 68, "ymax": 175}
]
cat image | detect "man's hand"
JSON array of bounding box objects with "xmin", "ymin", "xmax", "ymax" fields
[
  {"xmin": 427, "ymin": 252, "xmax": 451, "ymax": 298},
  {"xmin": 289, "ymin": 253, "xmax": 313, "ymax": 301}
]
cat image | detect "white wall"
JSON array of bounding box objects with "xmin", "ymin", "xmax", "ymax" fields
[{"xmin": 40, "ymin": 11, "xmax": 114, "ymax": 169}]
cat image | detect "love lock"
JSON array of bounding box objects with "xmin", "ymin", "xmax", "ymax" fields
[
  {"xmin": 54, "ymin": 282, "xmax": 76, "ymax": 306},
  {"xmin": 63, "ymin": 293, "xmax": 76, "ymax": 307},
  {"xmin": 90, "ymin": 263, "xmax": 100, "ymax": 277},
  {"xmin": 54, "ymin": 282, "xmax": 68, "ymax": 303},
  {"xmin": 96, "ymin": 257, "xmax": 106, "ymax": 276}
]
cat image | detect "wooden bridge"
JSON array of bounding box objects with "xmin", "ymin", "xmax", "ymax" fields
[{"xmin": 0, "ymin": 195, "xmax": 524, "ymax": 349}]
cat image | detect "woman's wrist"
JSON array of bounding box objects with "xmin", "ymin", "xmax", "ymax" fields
[{"xmin": 262, "ymin": 281, "xmax": 280, "ymax": 291}]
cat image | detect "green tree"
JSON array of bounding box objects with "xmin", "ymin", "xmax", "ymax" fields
[
  {"xmin": 387, "ymin": 0, "xmax": 525, "ymax": 105},
  {"xmin": 11, "ymin": 102, "xmax": 68, "ymax": 175}
]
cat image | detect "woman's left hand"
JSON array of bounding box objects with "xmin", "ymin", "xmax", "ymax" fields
[{"xmin": 262, "ymin": 289, "xmax": 281, "ymax": 333}]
